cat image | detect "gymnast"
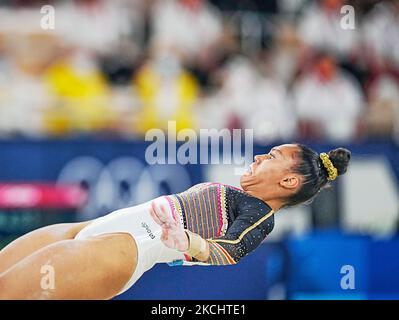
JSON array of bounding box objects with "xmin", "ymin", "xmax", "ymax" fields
[{"xmin": 0, "ymin": 143, "xmax": 351, "ymax": 299}]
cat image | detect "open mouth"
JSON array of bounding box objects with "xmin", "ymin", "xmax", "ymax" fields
[{"xmin": 243, "ymin": 163, "xmax": 255, "ymax": 176}]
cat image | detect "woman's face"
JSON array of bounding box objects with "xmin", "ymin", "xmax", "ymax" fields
[{"xmin": 240, "ymin": 144, "xmax": 302, "ymax": 202}]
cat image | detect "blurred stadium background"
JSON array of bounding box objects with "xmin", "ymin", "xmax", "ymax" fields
[{"xmin": 0, "ymin": 0, "xmax": 398, "ymax": 300}]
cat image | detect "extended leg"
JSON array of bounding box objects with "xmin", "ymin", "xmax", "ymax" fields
[
  {"xmin": 0, "ymin": 233, "xmax": 137, "ymax": 300},
  {"xmin": 0, "ymin": 221, "xmax": 91, "ymax": 274}
]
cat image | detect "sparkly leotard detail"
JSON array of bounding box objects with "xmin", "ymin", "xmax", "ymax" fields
[{"xmin": 166, "ymin": 182, "xmax": 275, "ymax": 265}]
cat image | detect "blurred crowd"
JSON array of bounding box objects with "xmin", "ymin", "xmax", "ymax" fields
[{"xmin": 0, "ymin": 0, "xmax": 398, "ymax": 143}]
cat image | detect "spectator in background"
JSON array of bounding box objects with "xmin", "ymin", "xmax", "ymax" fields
[
  {"xmin": 197, "ymin": 55, "xmax": 297, "ymax": 143},
  {"xmin": 196, "ymin": 56, "xmax": 257, "ymax": 132},
  {"xmin": 365, "ymin": 74, "xmax": 399, "ymax": 139},
  {"xmin": 246, "ymin": 77, "xmax": 297, "ymax": 144},
  {"xmin": 0, "ymin": 34, "xmax": 56, "ymax": 136},
  {"xmin": 248, "ymin": 49, "xmax": 297, "ymax": 143},
  {"xmin": 270, "ymin": 21, "xmax": 304, "ymax": 86},
  {"xmin": 150, "ymin": 0, "xmax": 223, "ymax": 63},
  {"xmin": 298, "ymin": 0, "xmax": 359, "ymax": 60},
  {"xmin": 133, "ymin": 46, "xmax": 199, "ymax": 135},
  {"xmin": 361, "ymin": 0, "xmax": 399, "ymax": 72},
  {"xmin": 55, "ymin": 0, "xmax": 141, "ymax": 55},
  {"xmin": 293, "ymin": 53, "xmax": 364, "ymax": 142},
  {"xmin": 43, "ymin": 48, "xmax": 115, "ymax": 135}
]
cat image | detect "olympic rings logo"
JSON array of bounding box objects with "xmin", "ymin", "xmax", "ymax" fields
[{"xmin": 56, "ymin": 156, "xmax": 193, "ymax": 219}]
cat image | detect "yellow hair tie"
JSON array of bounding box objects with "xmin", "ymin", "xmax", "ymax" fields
[{"xmin": 320, "ymin": 153, "xmax": 338, "ymax": 181}]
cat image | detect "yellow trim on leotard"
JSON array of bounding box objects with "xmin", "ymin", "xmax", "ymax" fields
[{"xmin": 208, "ymin": 210, "xmax": 275, "ymax": 245}]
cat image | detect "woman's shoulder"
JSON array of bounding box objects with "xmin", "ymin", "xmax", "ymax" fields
[
  {"xmin": 231, "ymin": 192, "xmax": 275, "ymax": 234},
  {"xmin": 225, "ymin": 186, "xmax": 274, "ymax": 226}
]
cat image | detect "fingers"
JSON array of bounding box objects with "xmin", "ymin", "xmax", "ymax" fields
[
  {"xmin": 150, "ymin": 202, "xmax": 175, "ymax": 227},
  {"xmin": 159, "ymin": 204, "xmax": 174, "ymax": 223},
  {"xmin": 149, "ymin": 201, "xmax": 183, "ymax": 249},
  {"xmin": 161, "ymin": 226, "xmax": 169, "ymax": 242},
  {"xmin": 149, "ymin": 202, "xmax": 163, "ymax": 226}
]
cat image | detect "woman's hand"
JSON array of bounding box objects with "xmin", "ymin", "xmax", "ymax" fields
[{"xmin": 149, "ymin": 202, "xmax": 189, "ymax": 252}]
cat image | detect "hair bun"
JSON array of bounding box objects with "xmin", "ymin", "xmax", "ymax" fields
[{"xmin": 327, "ymin": 148, "xmax": 351, "ymax": 176}]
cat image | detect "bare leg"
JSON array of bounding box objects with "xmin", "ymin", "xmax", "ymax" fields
[
  {"xmin": 0, "ymin": 233, "xmax": 137, "ymax": 300},
  {"xmin": 0, "ymin": 221, "xmax": 92, "ymax": 274}
]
